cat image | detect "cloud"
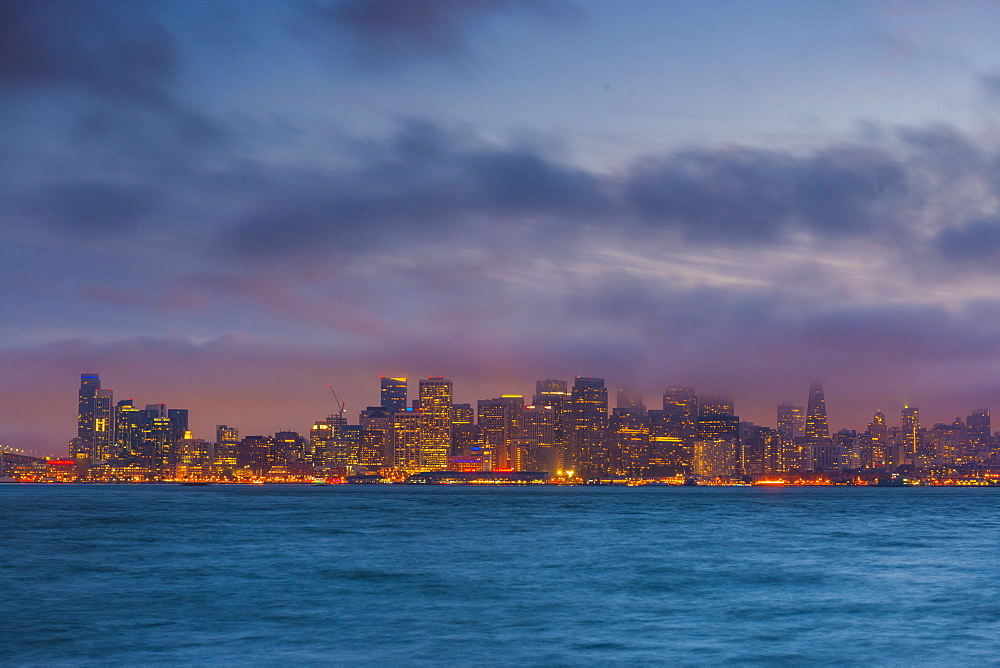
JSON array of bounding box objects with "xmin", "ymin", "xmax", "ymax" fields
[
  {"xmin": 979, "ymin": 71, "xmax": 1000, "ymax": 101},
  {"xmin": 623, "ymin": 144, "xmax": 909, "ymax": 244},
  {"xmin": 316, "ymin": 0, "xmax": 576, "ymax": 65},
  {"xmin": 0, "ymin": 0, "xmax": 176, "ymax": 108},
  {"xmin": 39, "ymin": 181, "xmax": 158, "ymax": 236},
  {"xmin": 934, "ymin": 218, "xmax": 1000, "ymax": 265},
  {"xmin": 220, "ymin": 119, "xmax": 607, "ymax": 259},
  {"xmin": 218, "ymin": 120, "xmax": 936, "ymax": 265}
]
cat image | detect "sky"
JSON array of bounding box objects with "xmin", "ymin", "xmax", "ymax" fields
[{"xmin": 4, "ymin": 0, "xmax": 1000, "ymax": 455}]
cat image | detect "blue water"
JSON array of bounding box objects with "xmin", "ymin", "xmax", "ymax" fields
[{"xmin": 4, "ymin": 485, "xmax": 1000, "ymax": 665}]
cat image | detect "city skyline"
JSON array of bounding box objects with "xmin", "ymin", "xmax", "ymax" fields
[
  {"xmin": 5, "ymin": 2, "xmax": 1000, "ymax": 453},
  {"xmin": 52, "ymin": 371, "xmax": 995, "ymax": 467}
]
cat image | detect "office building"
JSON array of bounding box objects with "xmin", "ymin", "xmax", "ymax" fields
[
  {"xmin": 418, "ymin": 377, "xmax": 453, "ymax": 470},
  {"xmin": 380, "ymin": 377, "xmax": 408, "ymax": 413}
]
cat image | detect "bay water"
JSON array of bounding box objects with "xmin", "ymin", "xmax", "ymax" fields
[{"xmin": 4, "ymin": 485, "xmax": 1000, "ymax": 665}]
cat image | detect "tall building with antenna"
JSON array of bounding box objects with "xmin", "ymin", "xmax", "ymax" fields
[{"xmin": 804, "ymin": 381, "xmax": 830, "ymax": 440}]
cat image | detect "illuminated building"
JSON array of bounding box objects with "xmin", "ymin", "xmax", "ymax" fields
[
  {"xmin": 311, "ymin": 414, "xmax": 350, "ymax": 468},
  {"xmin": 661, "ymin": 387, "xmax": 698, "ymax": 442},
  {"xmin": 697, "ymin": 412, "xmax": 738, "ymax": 441},
  {"xmin": 478, "ymin": 396, "xmax": 524, "ymax": 470},
  {"xmin": 739, "ymin": 423, "xmax": 777, "ymax": 476},
  {"xmin": 47, "ymin": 459, "xmax": 80, "ymax": 483},
  {"xmin": 215, "ymin": 425, "xmax": 239, "ymax": 470},
  {"xmin": 138, "ymin": 405, "xmax": 173, "ymax": 471},
  {"xmin": 610, "ymin": 398, "xmax": 649, "ymax": 475},
  {"xmin": 274, "ymin": 431, "xmax": 306, "ymax": 464},
  {"xmin": 168, "ymin": 409, "xmax": 189, "ymax": 447},
  {"xmin": 566, "ymin": 378, "xmax": 608, "ymax": 432},
  {"xmin": 360, "ymin": 406, "xmax": 392, "ymax": 467},
  {"xmin": 448, "ymin": 402, "xmax": 486, "ymax": 470},
  {"xmin": 804, "ymin": 382, "xmax": 830, "ymax": 440},
  {"xmin": 451, "ymin": 403, "xmax": 474, "ymax": 427},
  {"xmin": 867, "ymin": 411, "xmax": 888, "ymax": 467},
  {"xmin": 75, "ymin": 373, "xmax": 115, "ymax": 464},
  {"xmin": 391, "ymin": 409, "xmax": 422, "ymax": 471},
  {"xmin": 174, "ymin": 435, "xmax": 213, "ymax": 479},
  {"xmin": 966, "ymin": 409, "xmax": 991, "ymax": 463},
  {"xmin": 418, "ymin": 377, "xmax": 453, "ymax": 470},
  {"xmin": 380, "ymin": 377, "xmax": 408, "ymax": 413},
  {"xmin": 533, "ymin": 379, "xmax": 568, "ymax": 405},
  {"xmin": 237, "ymin": 435, "xmax": 274, "ymax": 474},
  {"xmin": 310, "ymin": 420, "xmax": 334, "ymax": 466},
  {"xmin": 699, "ymin": 394, "xmax": 733, "ymax": 417},
  {"xmin": 927, "ymin": 421, "xmax": 965, "ymax": 465},
  {"xmin": 522, "ymin": 405, "xmax": 557, "ymax": 449},
  {"xmin": 693, "ymin": 438, "xmax": 737, "ymax": 479},
  {"xmin": 533, "ymin": 379, "xmax": 569, "ymax": 455},
  {"xmin": 777, "ymin": 403, "xmax": 805, "ymax": 440},
  {"xmin": 116, "ymin": 400, "xmax": 142, "ymax": 460},
  {"xmin": 648, "ymin": 434, "xmax": 686, "ymax": 474},
  {"xmin": 521, "ymin": 405, "xmax": 559, "ymax": 472},
  {"xmin": 901, "ymin": 405, "xmax": 919, "ymax": 465},
  {"xmin": 814, "ymin": 432, "xmax": 849, "ymax": 470}
]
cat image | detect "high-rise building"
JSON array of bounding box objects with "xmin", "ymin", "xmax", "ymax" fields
[
  {"xmin": 115, "ymin": 400, "xmax": 141, "ymax": 460},
  {"xmin": 533, "ymin": 379, "xmax": 568, "ymax": 406},
  {"xmin": 699, "ymin": 394, "xmax": 734, "ymax": 417},
  {"xmin": 391, "ymin": 409, "xmax": 422, "ymax": 471},
  {"xmin": 693, "ymin": 438, "xmax": 736, "ymax": 479},
  {"xmin": 868, "ymin": 411, "xmax": 888, "ymax": 467},
  {"xmin": 901, "ymin": 405, "xmax": 920, "ymax": 464},
  {"xmin": 380, "ymin": 377, "xmax": 408, "ymax": 413},
  {"xmin": 360, "ymin": 406, "xmax": 392, "ymax": 467},
  {"xmin": 237, "ymin": 435, "xmax": 275, "ymax": 474},
  {"xmin": 565, "ymin": 377, "xmax": 608, "ymax": 432},
  {"xmin": 777, "ymin": 403, "xmax": 805, "ymax": 440},
  {"xmin": 418, "ymin": 378, "xmax": 453, "ymax": 470},
  {"xmin": 966, "ymin": 409, "xmax": 991, "ymax": 463},
  {"xmin": 74, "ymin": 373, "xmax": 115, "ymax": 464},
  {"xmin": 140, "ymin": 404, "xmax": 173, "ymax": 471},
  {"xmin": 661, "ymin": 387, "xmax": 698, "ymax": 441},
  {"xmin": 478, "ymin": 396, "xmax": 524, "ymax": 470},
  {"xmin": 616, "ymin": 387, "xmax": 646, "ymax": 415},
  {"xmin": 804, "ymin": 381, "xmax": 830, "ymax": 440},
  {"xmin": 215, "ymin": 425, "xmax": 239, "ymax": 470},
  {"xmin": 609, "ymin": 407, "xmax": 649, "ymax": 475}
]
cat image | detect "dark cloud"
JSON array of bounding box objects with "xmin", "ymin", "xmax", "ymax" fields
[
  {"xmin": 311, "ymin": 0, "xmax": 576, "ymax": 65},
  {"xmin": 213, "ymin": 119, "xmax": 1000, "ymax": 268},
  {"xmin": 40, "ymin": 181, "xmax": 157, "ymax": 236},
  {"xmin": 222, "ymin": 120, "xmax": 607, "ymax": 259},
  {"xmin": 979, "ymin": 71, "xmax": 1000, "ymax": 101},
  {"xmin": 0, "ymin": 0, "xmax": 176, "ymax": 108},
  {"xmin": 934, "ymin": 218, "xmax": 1000, "ymax": 265},
  {"xmin": 623, "ymin": 145, "xmax": 908, "ymax": 244}
]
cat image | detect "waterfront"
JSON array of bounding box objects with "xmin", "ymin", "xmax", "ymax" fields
[{"xmin": 4, "ymin": 485, "xmax": 1000, "ymax": 664}]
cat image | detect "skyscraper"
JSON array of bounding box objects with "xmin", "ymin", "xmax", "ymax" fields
[
  {"xmin": 776, "ymin": 403, "xmax": 805, "ymax": 440},
  {"xmin": 74, "ymin": 373, "xmax": 114, "ymax": 463},
  {"xmin": 699, "ymin": 394, "xmax": 734, "ymax": 417},
  {"xmin": 659, "ymin": 386, "xmax": 699, "ymax": 447},
  {"xmin": 380, "ymin": 377, "xmax": 408, "ymax": 413},
  {"xmin": 804, "ymin": 381, "xmax": 830, "ymax": 440},
  {"xmin": 966, "ymin": 409, "xmax": 991, "ymax": 462},
  {"xmin": 565, "ymin": 377, "xmax": 608, "ymax": 432},
  {"xmin": 868, "ymin": 410, "xmax": 888, "ymax": 467},
  {"xmin": 901, "ymin": 405, "xmax": 919, "ymax": 463},
  {"xmin": 418, "ymin": 377, "xmax": 453, "ymax": 470},
  {"xmin": 478, "ymin": 396, "xmax": 524, "ymax": 470}
]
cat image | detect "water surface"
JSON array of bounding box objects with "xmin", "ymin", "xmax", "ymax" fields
[{"xmin": 4, "ymin": 485, "xmax": 1000, "ymax": 664}]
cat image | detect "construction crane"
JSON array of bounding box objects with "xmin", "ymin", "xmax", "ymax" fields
[{"xmin": 327, "ymin": 385, "xmax": 346, "ymax": 421}]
